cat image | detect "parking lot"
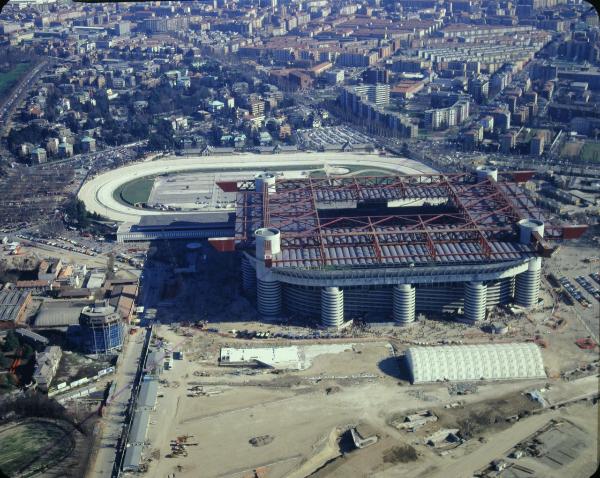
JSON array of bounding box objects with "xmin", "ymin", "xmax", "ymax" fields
[
  {"xmin": 558, "ymin": 276, "xmax": 593, "ymax": 309},
  {"xmin": 298, "ymin": 126, "xmax": 375, "ymax": 150}
]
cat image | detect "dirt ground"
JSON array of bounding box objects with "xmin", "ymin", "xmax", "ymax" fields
[
  {"xmin": 127, "ymin": 239, "xmax": 600, "ymax": 478},
  {"xmin": 135, "ymin": 324, "xmax": 599, "ymax": 478}
]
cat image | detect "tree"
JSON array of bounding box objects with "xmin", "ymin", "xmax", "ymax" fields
[
  {"xmin": 106, "ymin": 253, "xmax": 116, "ymax": 280},
  {"xmin": 64, "ymin": 198, "xmax": 91, "ymax": 229},
  {"xmin": 210, "ymin": 125, "xmax": 223, "ymax": 145},
  {"xmin": 22, "ymin": 344, "xmax": 34, "ymax": 361},
  {"xmin": 0, "ymin": 374, "xmax": 17, "ymax": 390},
  {"xmin": 0, "ymin": 352, "xmax": 11, "ymax": 368},
  {"xmin": 148, "ymin": 132, "xmax": 173, "ymax": 151},
  {"xmin": 2, "ymin": 331, "xmax": 19, "ymax": 353},
  {"xmin": 64, "ymin": 114, "xmax": 80, "ymax": 134}
]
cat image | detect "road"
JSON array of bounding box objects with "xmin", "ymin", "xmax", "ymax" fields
[
  {"xmin": 425, "ymin": 374, "xmax": 599, "ymax": 478},
  {"xmin": 427, "ymin": 410, "xmax": 561, "ymax": 478},
  {"xmin": 78, "ymin": 152, "xmax": 436, "ymax": 222},
  {"xmin": 23, "ymin": 242, "xmax": 140, "ymax": 280},
  {"xmin": 0, "ymin": 60, "xmax": 49, "ymax": 139},
  {"xmin": 87, "ymin": 330, "xmax": 147, "ymax": 478},
  {"xmin": 37, "ymin": 140, "xmax": 147, "ymax": 172}
]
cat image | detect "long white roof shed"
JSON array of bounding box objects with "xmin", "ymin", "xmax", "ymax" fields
[{"xmin": 406, "ymin": 343, "xmax": 546, "ymax": 384}]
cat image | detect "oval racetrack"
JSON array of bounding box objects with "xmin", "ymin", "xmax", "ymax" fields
[{"xmin": 78, "ymin": 152, "xmax": 435, "ymax": 223}]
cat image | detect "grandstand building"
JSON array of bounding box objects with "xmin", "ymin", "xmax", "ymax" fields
[{"xmin": 213, "ymin": 169, "xmax": 586, "ymax": 329}]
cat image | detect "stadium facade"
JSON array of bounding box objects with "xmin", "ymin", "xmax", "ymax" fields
[{"xmin": 213, "ymin": 169, "xmax": 586, "ymax": 328}]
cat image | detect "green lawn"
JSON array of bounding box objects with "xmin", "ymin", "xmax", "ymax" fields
[
  {"xmin": 0, "ymin": 419, "xmax": 74, "ymax": 477},
  {"xmin": 115, "ymin": 176, "xmax": 155, "ymax": 205},
  {"xmin": 580, "ymin": 142, "xmax": 600, "ymax": 163},
  {"xmin": 0, "ymin": 62, "xmax": 32, "ymax": 99}
]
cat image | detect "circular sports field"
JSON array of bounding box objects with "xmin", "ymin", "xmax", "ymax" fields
[{"xmin": 0, "ymin": 419, "xmax": 75, "ymax": 477}]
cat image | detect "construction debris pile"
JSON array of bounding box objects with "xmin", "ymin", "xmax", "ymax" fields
[
  {"xmin": 167, "ymin": 435, "xmax": 198, "ymax": 459},
  {"xmin": 249, "ymin": 435, "xmax": 274, "ymax": 447}
]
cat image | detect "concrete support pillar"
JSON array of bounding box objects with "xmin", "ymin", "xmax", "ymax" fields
[
  {"xmin": 464, "ymin": 281, "xmax": 487, "ymax": 323},
  {"xmin": 254, "ymin": 227, "xmax": 282, "ymax": 318},
  {"xmin": 393, "ymin": 284, "xmax": 416, "ymax": 325},
  {"xmin": 241, "ymin": 255, "xmax": 256, "ymax": 293},
  {"xmin": 515, "ymin": 257, "xmax": 542, "ymax": 308},
  {"xmin": 257, "ymin": 279, "xmax": 282, "ymax": 318},
  {"xmin": 321, "ymin": 287, "xmax": 344, "ymax": 329}
]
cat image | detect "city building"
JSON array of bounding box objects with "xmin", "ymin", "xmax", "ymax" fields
[
  {"xmin": 468, "ymin": 76, "xmax": 490, "ymax": 103},
  {"xmin": 58, "ymin": 141, "xmax": 73, "ymax": 158},
  {"xmin": 530, "ymin": 133, "xmax": 545, "ymax": 156},
  {"xmin": 500, "ymin": 132, "xmax": 516, "ymax": 153},
  {"xmin": 116, "ymin": 213, "xmax": 235, "ymax": 243},
  {"xmin": 33, "ymin": 345, "xmax": 62, "ymax": 391},
  {"xmin": 338, "ymin": 84, "xmax": 416, "ymax": 138},
  {"xmin": 362, "ymin": 67, "xmax": 390, "ymax": 85},
  {"xmin": 424, "ymin": 98, "xmax": 470, "ymax": 130},
  {"xmin": 324, "ymin": 70, "xmax": 344, "ymax": 84},
  {"xmin": 30, "ymin": 147, "xmax": 47, "ymax": 163},
  {"xmin": 79, "ymin": 300, "xmax": 125, "ymax": 354},
  {"xmin": 81, "ymin": 136, "xmax": 96, "ymax": 153},
  {"xmin": 341, "ymin": 84, "xmax": 391, "ymax": 109},
  {"xmin": 0, "ymin": 289, "xmax": 32, "ymax": 324},
  {"xmin": 38, "ymin": 259, "xmax": 63, "ymax": 281}
]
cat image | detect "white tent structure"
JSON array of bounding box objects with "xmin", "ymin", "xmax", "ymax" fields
[{"xmin": 406, "ymin": 343, "xmax": 546, "ymax": 384}]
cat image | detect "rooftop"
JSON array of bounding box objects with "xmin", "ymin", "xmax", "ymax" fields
[
  {"xmin": 0, "ymin": 289, "xmax": 31, "ymax": 322},
  {"xmin": 134, "ymin": 212, "xmax": 234, "ymax": 230},
  {"xmin": 34, "ymin": 299, "xmax": 92, "ymax": 328},
  {"xmin": 226, "ymin": 171, "xmax": 574, "ymax": 269}
]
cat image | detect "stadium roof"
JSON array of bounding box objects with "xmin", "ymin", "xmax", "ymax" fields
[
  {"xmin": 406, "ymin": 343, "xmax": 546, "ymax": 384},
  {"xmin": 222, "ymin": 172, "xmax": 585, "ymax": 269}
]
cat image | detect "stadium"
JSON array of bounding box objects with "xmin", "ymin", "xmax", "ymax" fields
[{"xmin": 212, "ymin": 167, "xmax": 587, "ymax": 328}]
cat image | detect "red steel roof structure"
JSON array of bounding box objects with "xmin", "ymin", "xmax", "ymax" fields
[{"xmin": 217, "ymin": 171, "xmax": 586, "ymax": 269}]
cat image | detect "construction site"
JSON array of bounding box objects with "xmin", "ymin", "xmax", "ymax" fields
[
  {"xmin": 72, "ymin": 155, "xmax": 600, "ymax": 478},
  {"xmin": 111, "ymin": 201, "xmax": 599, "ymax": 477},
  {"xmin": 11, "ymin": 153, "xmax": 583, "ymax": 478},
  {"xmin": 118, "ymin": 320, "xmax": 598, "ymax": 478}
]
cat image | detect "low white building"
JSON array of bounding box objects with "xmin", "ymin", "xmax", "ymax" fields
[
  {"xmin": 220, "ymin": 346, "xmax": 301, "ymax": 369},
  {"xmin": 406, "ymin": 343, "xmax": 545, "ymax": 384}
]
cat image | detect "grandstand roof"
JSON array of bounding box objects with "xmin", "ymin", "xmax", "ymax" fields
[
  {"xmin": 224, "ymin": 171, "xmax": 582, "ymax": 269},
  {"xmin": 406, "ymin": 343, "xmax": 546, "ymax": 384}
]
